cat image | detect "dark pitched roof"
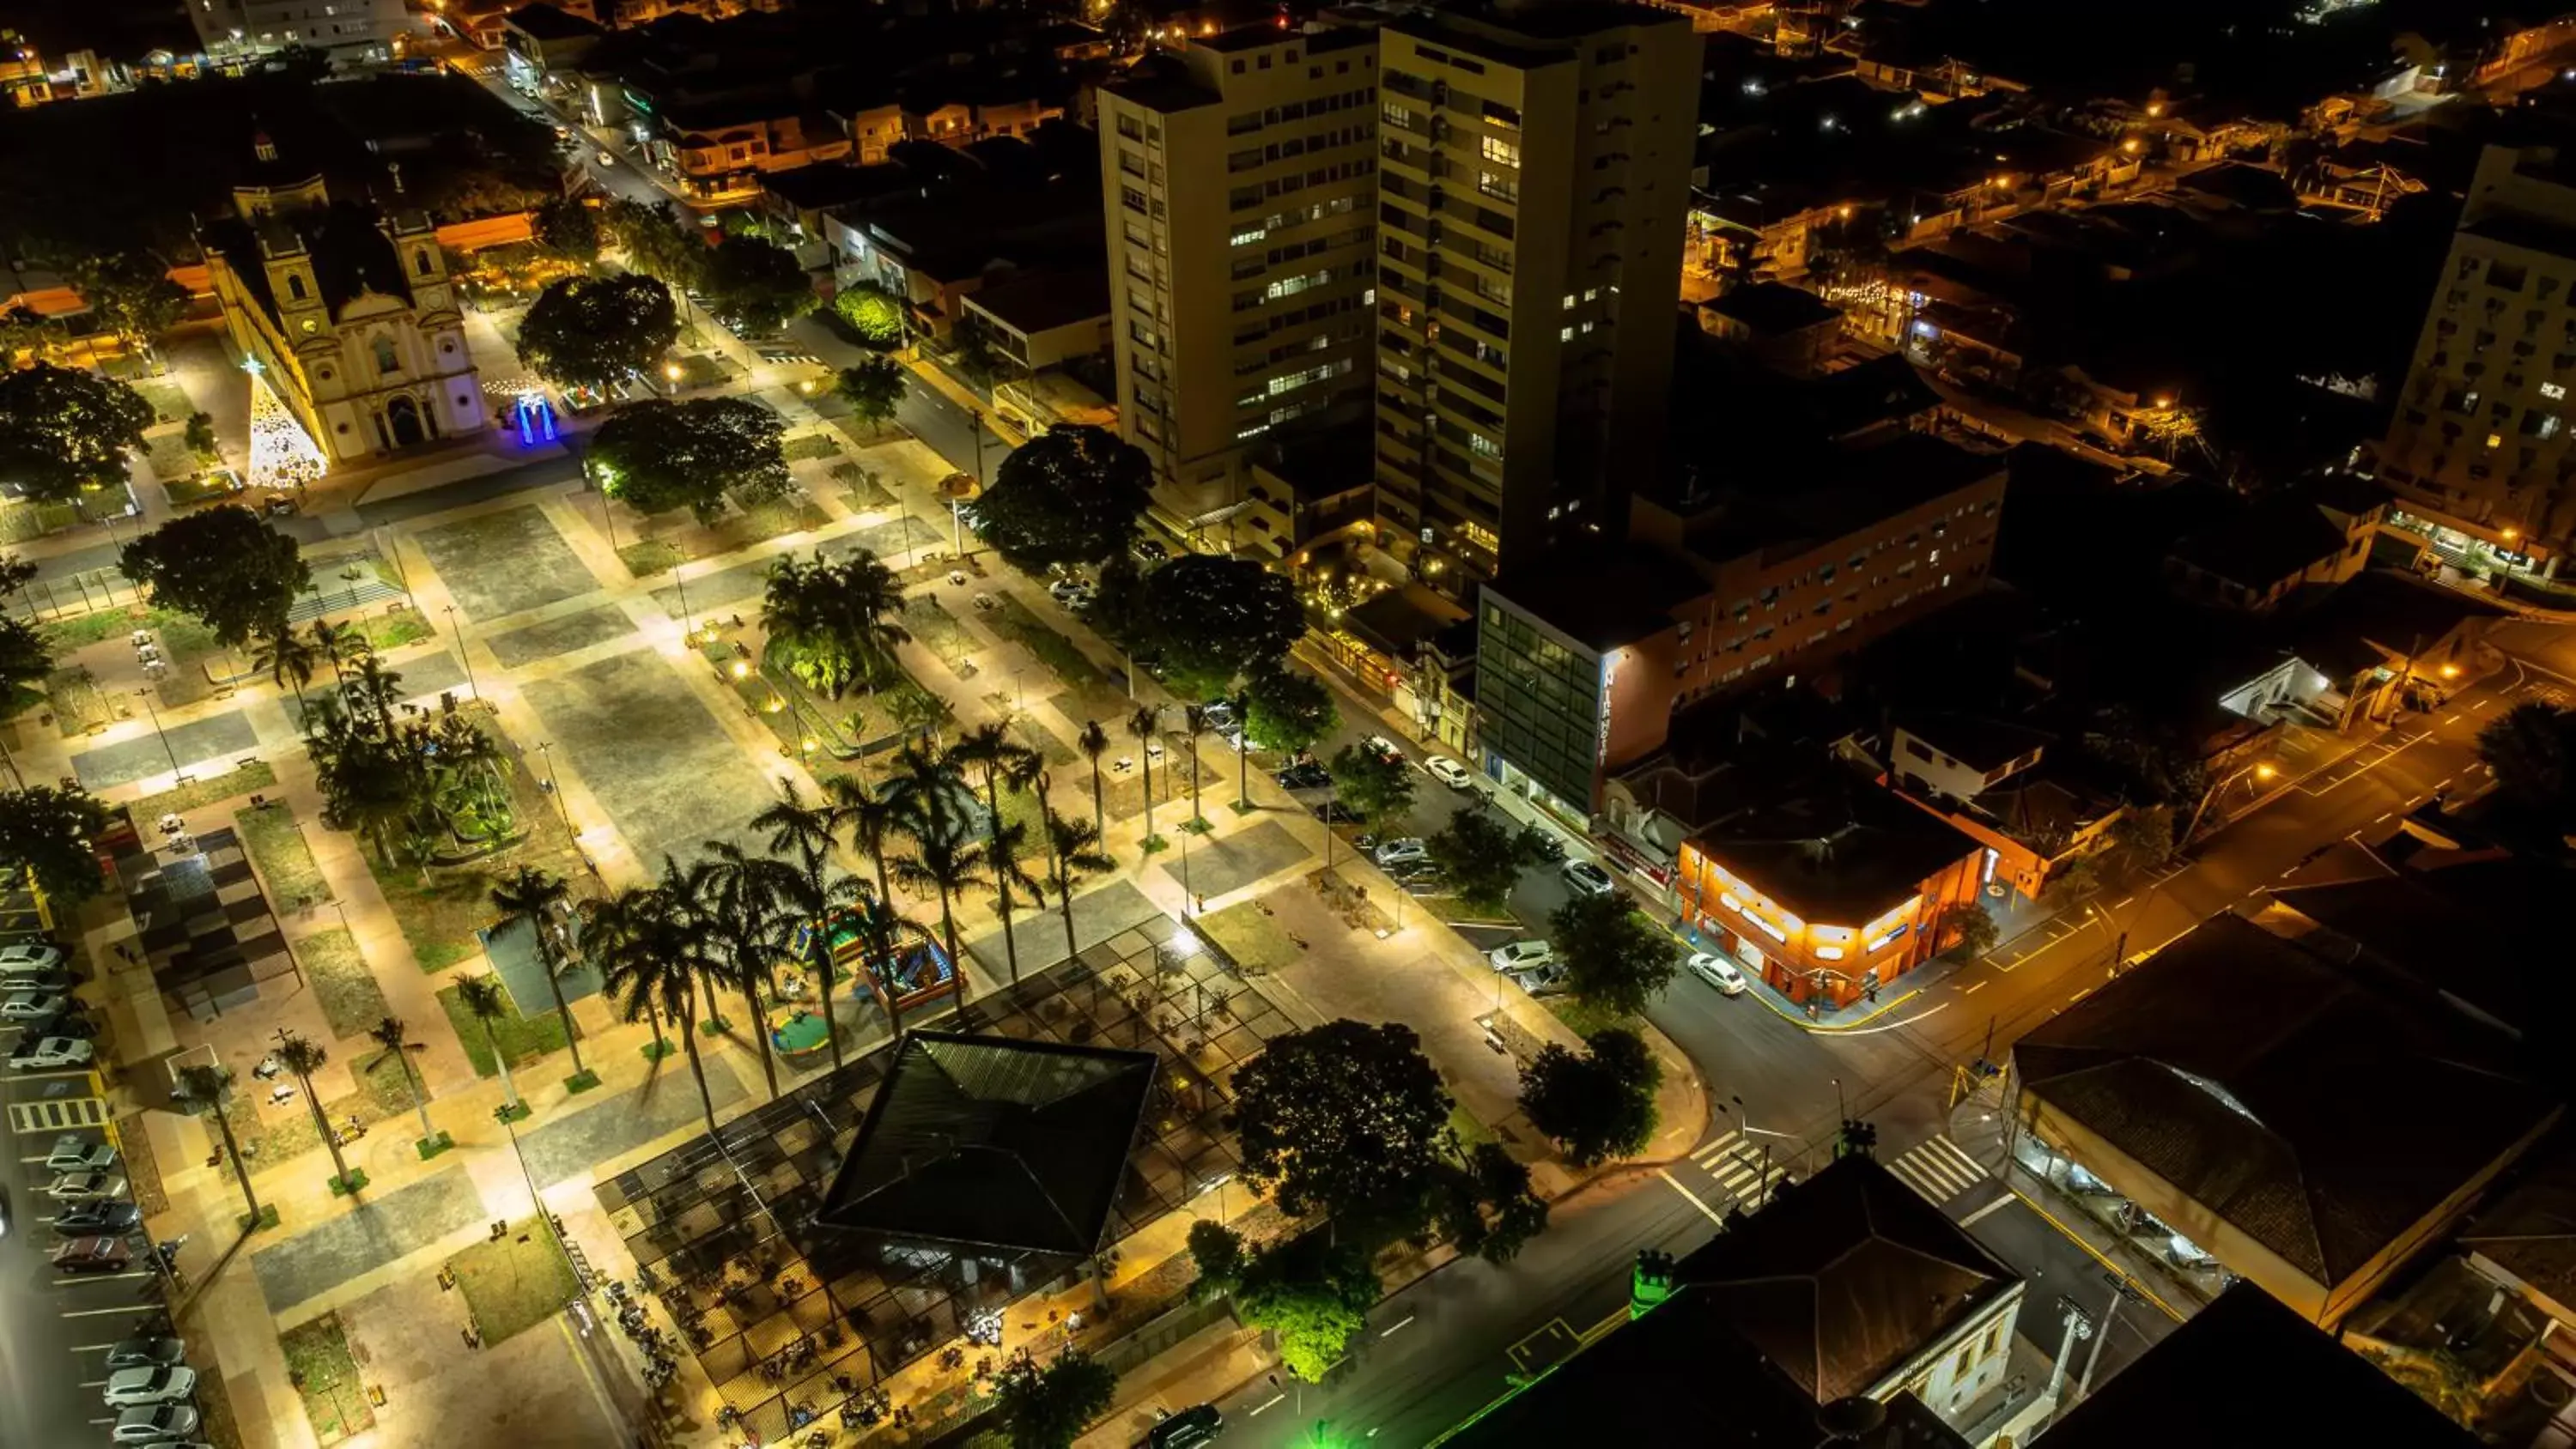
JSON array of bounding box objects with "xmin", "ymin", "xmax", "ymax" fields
[
  {"xmin": 816, "ymin": 1031, "xmax": 1157, "ymax": 1257},
  {"xmin": 1678, "ymin": 1155, "xmax": 2021, "ymax": 1404},
  {"xmin": 2165, "ymin": 492, "xmax": 2349, "ymax": 592},
  {"xmin": 502, "ymin": 3, "xmax": 601, "ymax": 42},
  {"xmin": 1346, "ymin": 582, "xmax": 1470, "ymax": 658},
  {"xmin": 2014, "ymin": 912, "xmax": 2559, "ymax": 1288},
  {"xmin": 965, "ymin": 269, "xmax": 1109, "ymax": 337},
  {"xmin": 2265, "ymin": 849, "xmax": 2572, "ymax": 1040},
  {"xmin": 1891, "ymin": 711, "xmax": 2050, "ymax": 775},
  {"xmin": 2042, "ymin": 1283, "xmax": 2477, "ymax": 1449},
  {"xmin": 1702, "ymin": 280, "xmax": 1843, "ymax": 336}
]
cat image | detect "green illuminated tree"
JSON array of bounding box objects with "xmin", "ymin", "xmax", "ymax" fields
[
  {"xmin": 70, "ymin": 252, "xmax": 185, "ymax": 366},
  {"xmin": 1546, "ymin": 894, "xmax": 1679, "ymax": 1019},
  {"xmin": 118, "ymin": 503, "xmax": 309, "ymax": 648},
  {"xmin": 0, "ymin": 553, "xmax": 48, "ymax": 717},
  {"xmin": 516, "ymin": 274, "xmax": 679, "ymax": 394},
  {"xmin": 760, "ymin": 549, "xmax": 910, "ymax": 700},
  {"xmin": 1425, "ymin": 808, "xmax": 1539, "ymax": 915},
  {"xmin": 1327, "ymin": 744, "xmax": 1413, "ymax": 840},
  {"xmin": 993, "ymin": 1349, "xmax": 1118, "ymax": 1449},
  {"xmin": 1244, "ymin": 664, "xmax": 1337, "ymax": 756},
  {"xmin": 972, "ymin": 425, "xmax": 1153, "ymax": 572},
  {"xmin": 834, "ymin": 280, "xmax": 905, "ymax": 348},
  {"xmin": 1425, "ymin": 1139, "xmax": 1548, "ymax": 1264},
  {"xmin": 589, "ymin": 397, "xmax": 788, "ymax": 524},
  {"xmin": 1519, "ymin": 1027, "xmax": 1661, "ymax": 1168},
  {"xmin": 0, "ymin": 361, "xmax": 152, "ymax": 504},
  {"xmin": 1232, "ymin": 1230, "xmax": 1382, "ymax": 1382},
  {"xmin": 532, "ymin": 195, "xmax": 602, "ymax": 266},
  {"xmin": 1230, "ymin": 1019, "xmax": 1449, "ymax": 1222},
  {"xmin": 835, "ymin": 354, "xmax": 907, "ymax": 434}
]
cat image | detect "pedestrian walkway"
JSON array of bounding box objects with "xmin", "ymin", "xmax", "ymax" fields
[
  {"xmin": 1686, "ymin": 1130, "xmax": 1788, "ymax": 1215},
  {"xmin": 1886, "ymin": 1132, "xmax": 1990, "ymax": 1208}
]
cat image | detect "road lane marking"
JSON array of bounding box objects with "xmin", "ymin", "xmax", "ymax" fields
[
  {"xmin": 59, "ymin": 1305, "xmax": 157, "ymax": 1318},
  {"xmin": 1961, "ymin": 980, "xmax": 1987, "ymax": 996},
  {"xmin": 1657, "ymin": 1167, "xmax": 1726, "ymax": 1225},
  {"xmin": 1249, "ymin": 1394, "xmax": 1285, "ymax": 1417},
  {"xmin": 2111, "ymin": 895, "xmax": 2134, "ymax": 909},
  {"xmin": 1959, "ymin": 1194, "xmax": 2015, "ymax": 1228},
  {"xmin": 1380, "ymin": 1315, "xmax": 1415, "ymax": 1338},
  {"xmin": 2374, "ymin": 812, "xmax": 2391, "ymax": 822},
  {"xmin": 2445, "ymin": 714, "xmax": 2462, "ymax": 724},
  {"xmin": 1832, "ymin": 1002, "xmax": 1950, "ymax": 1034}
]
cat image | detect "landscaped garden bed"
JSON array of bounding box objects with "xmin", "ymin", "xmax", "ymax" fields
[
  {"xmin": 43, "ymin": 666, "xmax": 111, "ymax": 737},
  {"xmin": 133, "ymin": 760, "xmax": 276, "ymax": 819},
  {"xmin": 435, "ymin": 978, "xmax": 570, "ymax": 1078},
  {"xmin": 281, "ymin": 1312, "xmax": 374, "ymax": 1444},
  {"xmin": 302, "ymin": 929, "xmax": 388, "ymax": 1040},
  {"xmin": 449, "ymin": 1230, "xmax": 580, "ymax": 1346},
  {"xmin": 237, "ymin": 801, "xmax": 333, "ymax": 908},
  {"xmin": 782, "ymin": 432, "xmax": 842, "ymax": 462}
]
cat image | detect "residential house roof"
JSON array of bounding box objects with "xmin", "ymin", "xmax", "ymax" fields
[
  {"xmin": 2263, "ymin": 847, "xmax": 2573, "ymax": 1043},
  {"xmin": 964, "ymin": 268, "xmax": 1109, "ymax": 338},
  {"xmin": 502, "ymin": 3, "xmax": 601, "ymax": 42},
  {"xmin": 2165, "ymin": 491, "xmax": 2352, "ymax": 596},
  {"xmin": 1689, "ymin": 764, "xmax": 1984, "ymax": 924},
  {"xmin": 1891, "ymin": 711, "xmax": 2050, "ymax": 777},
  {"xmin": 2269, "ymin": 569, "xmax": 2504, "ymax": 683},
  {"xmin": 1346, "ymin": 582, "xmax": 1471, "ymax": 659},
  {"xmin": 2015, "ymin": 912, "xmax": 2560, "ymax": 1290},
  {"xmin": 1702, "ymin": 280, "xmax": 1842, "ymax": 337}
]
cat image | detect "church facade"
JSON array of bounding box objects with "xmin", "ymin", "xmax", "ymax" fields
[{"xmin": 204, "ymin": 133, "xmax": 485, "ymax": 466}]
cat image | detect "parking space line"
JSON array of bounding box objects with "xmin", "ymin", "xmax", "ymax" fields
[{"xmin": 59, "ymin": 1305, "xmax": 157, "ymax": 1318}]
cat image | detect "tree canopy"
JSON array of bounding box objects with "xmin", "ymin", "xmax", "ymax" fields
[
  {"xmin": 1546, "ymin": 892, "xmax": 1680, "ymax": 1018},
  {"xmin": 834, "ymin": 280, "xmax": 906, "ymax": 347},
  {"xmin": 836, "ymin": 355, "xmax": 907, "ymax": 432},
  {"xmin": 515, "ymin": 274, "xmax": 680, "ymax": 394},
  {"xmin": 759, "ymin": 549, "xmax": 910, "ymax": 699},
  {"xmin": 0, "ymin": 361, "xmax": 153, "ymax": 504},
  {"xmin": 2480, "ymin": 701, "xmax": 2576, "ymax": 829},
  {"xmin": 71, "ymin": 253, "xmax": 187, "ymax": 357},
  {"xmin": 1244, "ymin": 664, "xmax": 1337, "ymax": 755},
  {"xmin": 601, "ymin": 198, "xmax": 703, "ymax": 287},
  {"xmin": 1425, "ymin": 808, "xmax": 1539, "ymax": 914},
  {"xmin": 697, "ymin": 234, "xmax": 816, "ymax": 336},
  {"xmin": 1519, "ymin": 1028, "xmax": 1662, "ymax": 1167},
  {"xmin": 120, "ymin": 504, "xmax": 311, "ymax": 647},
  {"xmin": 532, "ymin": 196, "xmax": 602, "ymax": 265},
  {"xmin": 993, "ymin": 1350, "xmax": 1118, "ymax": 1449},
  {"xmin": 1128, "ymin": 554, "xmax": 1302, "ymax": 700},
  {"xmin": 1327, "ymin": 743, "xmax": 1413, "ymax": 835},
  {"xmin": 1229, "ymin": 1229, "xmax": 1382, "ymax": 1382},
  {"xmin": 971, "ymin": 425, "xmax": 1152, "ymax": 572},
  {"xmin": 1230, "ymin": 1019, "xmax": 1451, "ymax": 1222},
  {"xmin": 0, "ymin": 555, "xmax": 48, "ymax": 718},
  {"xmin": 0, "ymin": 784, "xmax": 109, "ymax": 906},
  {"xmin": 589, "ymin": 397, "xmax": 789, "ymax": 524}
]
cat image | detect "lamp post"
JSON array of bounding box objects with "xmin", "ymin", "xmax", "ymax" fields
[
  {"xmin": 135, "ymin": 688, "xmax": 181, "ymax": 780},
  {"xmin": 443, "ymin": 605, "xmax": 478, "ymax": 701},
  {"xmin": 2179, "ymin": 760, "xmax": 2276, "ymax": 846},
  {"xmin": 671, "ymin": 558, "xmax": 696, "ymax": 641},
  {"xmin": 537, "ymin": 741, "xmax": 575, "ymax": 837}
]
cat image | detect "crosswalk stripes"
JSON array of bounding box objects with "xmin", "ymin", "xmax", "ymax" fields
[
  {"xmin": 1887, "ymin": 1133, "xmax": 1990, "ymax": 1207},
  {"xmin": 1690, "ymin": 1130, "xmax": 1787, "ymax": 1213}
]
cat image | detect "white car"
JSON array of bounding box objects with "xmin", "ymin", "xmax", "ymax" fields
[
  {"xmin": 0, "ymin": 943, "xmax": 63, "ymax": 971},
  {"xmin": 1362, "ymin": 735, "xmax": 1405, "ymax": 765},
  {"xmin": 1686, "ymin": 952, "xmax": 1749, "ymax": 996},
  {"xmin": 1559, "ymin": 860, "xmax": 1616, "ymax": 897},
  {"xmin": 0, "ymin": 991, "xmax": 67, "ymax": 1020},
  {"xmin": 48, "ymin": 1136, "xmax": 117, "ymax": 1173},
  {"xmin": 112, "ymin": 1404, "xmax": 202, "ymax": 1443},
  {"xmin": 1425, "ymin": 755, "xmax": 1475, "ymax": 791},
  {"xmin": 103, "ymin": 1366, "xmax": 198, "ymax": 1407},
  {"xmin": 1488, "ymin": 939, "xmax": 1555, "ymax": 973},
  {"xmin": 1373, "ymin": 838, "xmax": 1429, "ymax": 869},
  {"xmin": 11, "ymin": 1036, "xmax": 94, "ymax": 1070},
  {"xmin": 46, "ymin": 1170, "xmax": 125, "ymax": 1202}
]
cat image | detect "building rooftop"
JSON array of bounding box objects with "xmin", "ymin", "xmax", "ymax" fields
[
  {"xmin": 2164, "ymin": 492, "xmax": 2352, "ymax": 594},
  {"xmin": 1691, "ymin": 772, "xmax": 1984, "ymax": 925},
  {"xmin": 1891, "ymin": 711, "xmax": 2050, "ymax": 777},
  {"xmin": 2270, "ymin": 569, "xmax": 2506, "ymax": 683},
  {"xmin": 1701, "ymin": 280, "xmax": 1843, "ymax": 337},
  {"xmin": 762, "ymin": 162, "xmax": 918, "ymax": 214},
  {"xmin": 1346, "ymin": 582, "xmax": 1472, "ymax": 659},
  {"xmin": 1100, "ymin": 51, "xmax": 1219, "ymax": 113},
  {"xmin": 1486, "ymin": 540, "xmax": 1709, "ymax": 654},
  {"xmin": 501, "ymin": 3, "xmax": 602, "ymax": 42},
  {"xmin": 2263, "ymin": 847, "xmax": 2572, "ymax": 1044},
  {"xmin": 1669, "ymin": 431, "xmax": 2006, "ymax": 573},
  {"xmin": 815, "ymin": 1030, "xmax": 1157, "ymax": 1258},
  {"xmin": 964, "ymin": 268, "xmax": 1109, "ymax": 338},
  {"xmin": 2015, "ymin": 912, "xmax": 2561, "ymax": 1290},
  {"xmin": 2041, "ymin": 1282, "xmax": 2477, "ymax": 1449},
  {"xmin": 1252, "ymin": 421, "xmax": 1374, "ymax": 503}
]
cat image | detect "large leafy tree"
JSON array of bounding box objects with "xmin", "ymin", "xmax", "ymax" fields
[
  {"xmin": 1425, "ymin": 808, "xmax": 1540, "ymax": 914},
  {"xmin": 1519, "ymin": 1027, "xmax": 1662, "ymax": 1167},
  {"xmin": 2480, "ymin": 701, "xmax": 2576, "ymax": 826},
  {"xmin": 589, "ymin": 397, "xmax": 788, "ymax": 524},
  {"xmin": 1130, "ymin": 555, "xmax": 1302, "ymax": 700},
  {"xmin": 0, "ymin": 784, "xmax": 108, "ymax": 906},
  {"xmin": 834, "ymin": 280, "xmax": 905, "ymax": 348},
  {"xmin": 516, "ymin": 274, "xmax": 678, "ymax": 393},
  {"xmin": 120, "ymin": 504, "xmax": 310, "ymax": 647},
  {"xmin": 0, "ymin": 361, "xmax": 152, "ymax": 504},
  {"xmin": 1327, "ymin": 743, "xmax": 1414, "ymax": 839},
  {"xmin": 0, "ymin": 554, "xmax": 49, "ymax": 717},
  {"xmin": 697, "ymin": 234, "xmax": 816, "ymax": 336},
  {"xmin": 1230, "ymin": 1019, "xmax": 1450, "ymax": 1222},
  {"xmin": 759, "ymin": 549, "xmax": 910, "ymax": 700},
  {"xmin": 993, "ymin": 1349, "xmax": 1118, "ymax": 1449},
  {"xmin": 1244, "ymin": 664, "xmax": 1336, "ymax": 755},
  {"xmin": 71, "ymin": 253, "xmax": 186, "ymax": 365},
  {"xmin": 532, "ymin": 195, "xmax": 602, "ymax": 265},
  {"xmin": 1216, "ymin": 1227, "xmax": 1383, "ymax": 1382},
  {"xmin": 836, "ymin": 355, "xmax": 907, "ymax": 433},
  {"xmin": 601, "ymin": 197, "xmax": 703, "ymax": 287},
  {"xmin": 970, "ymin": 425, "xmax": 1151, "ymax": 572},
  {"xmin": 1546, "ymin": 893, "xmax": 1680, "ymax": 1019}
]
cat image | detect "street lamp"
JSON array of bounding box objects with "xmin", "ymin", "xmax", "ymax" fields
[
  {"xmin": 443, "ymin": 605, "xmax": 478, "ymax": 701},
  {"xmin": 2180, "ymin": 760, "xmax": 2275, "ymax": 846},
  {"xmin": 135, "ymin": 688, "xmax": 181, "ymax": 780},
  {"xmin": 536, "ymin": 741, "xmax": 575, "ymax": 838}
]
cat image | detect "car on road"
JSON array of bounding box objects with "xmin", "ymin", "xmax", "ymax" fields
[
  {"xmin": 22, "ymin": 1009, "xmax": 97, "ymax": 1040},
  {"xmin": 0, "ymin": 990, "xmax": 67, "ymax": 1019},
  {"xmin": 105, "ymin": 1339, "xmax": 186, "ymax": 1370},
  {"xmin": 1559, "ymin": 859, "xmax": 1616, "ymax": 898},
  {"xmin": 0, "ymin": 942, "xmax": 64, "ymax": 971},
  {"xmin": 1372, "ymin": 838, "xmax": 1429, "ymax": 869},
  {"xmin": 1686, "ymin": 952, "xmax": 1748, "ymax": 996},
  {"xmin": 104, "ymin": 1366, "xmax": 198, "ymax": 1408},
  {"xmin": 111, "ymin": 1404, "xmax": 201, "ymax": 1443},
  {"xmin": 1361, "ymin": 734, "xmax": 1405, "ymax": 765},
  {"xmin": 1275, "ymin": 761, "xmax": 1332, "ymax": 791},
  {"xmin": 52, "ymin": 1237, "xmax": 133, "ymax": 1274},
  {"xmin": 1505, "ymin": 961, "xmax": 1567, "ymax": 997},
  {"xmin": 1148, "ymin": 1404, "xmax": 1224, "ymax": 1449},
  {"xmin": 45, "ymin": 1170, "xmax": 125, "ymax": 1202},
  {"xmin": 1425, "ymin": 755, "xmax": 1476, "ymax": 791},
  {"xmin": 1045, "ymin": 578, "xmax": 1096, "ymax": 609},
  {"xmin": 1488, "ymin": 940, "xmax": 1556, "ymax": 972},
  {"xmin": 1522, "ymin": 830, "xmax": 1567, "ymax": 863},
  {"xmin": 11, "ymin": 1035, "xmax": 93, "ymax": 1070},
  {"xmin": 595, "ymin": 149, "xmax": 617, "ymax": 166},
  {"xmin": 46, "ymin": 1136, "xmax": 116, "ymax": 1172},
  {"xmin": 53, "ymin": 1201, "xmax": 143, "ymax": 1237}
]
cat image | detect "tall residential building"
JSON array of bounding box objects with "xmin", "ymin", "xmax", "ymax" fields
[
  {"xmin": 1372, "ymin": 3, "xmax": 1698, "ymax": 582},
  {"xmin": 2377, "ymin": 143, "xmax": 2576, "ymax": 577},
  {"xmin": 1099, "ymin": 26, "xmax": 1384, "ymax": 532}
]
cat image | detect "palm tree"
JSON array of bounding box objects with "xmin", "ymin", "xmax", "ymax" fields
[
  {"xmin": 754, "ymin": 780, "xmax": 856, "ymax": 1070},
  {"xmin": 1078, "ymin": 719, "xmax": 1111, "ymax": 840},
  {"xmin": 252, "ymin": 621, "xmax": 320, "ymax": 719},
  {"xmin": 842, "ymin": 889, "xmax": 913, "ymax": 1046},
  {"xmin": 691, "ymin": 840, "xmax": 799, "ymax": 1100},
  {"xmin": 1181, "ymin": 703, "xmax": 1212, "ymax": 830},
  {"xmin": 176, "ymin": 1064, "xmax": 262, "ymax": 1228},
  {"xmin": 947, "ymin": 722, "xmax": 1042, "ymax": 988},
  {"xmin": 586, "ymin": 884, "xmax": 673, "ymax": 1063},
  {"xmin": 590, "ymin": 876, "xmax": 725, "ymax": 1136},
  {"xmin": 272, "ymin": 1029, "xmax": 358, "ymax": 1191},
  {"xmin": 487, "ymin": 865, "xmax": 586, "ymax": 1082},
  {"xmin": 368, "ymin": 1016, "xmax": 436, "ymax": 1148},
  {"xmin": 1041, "ymin": 807, "xmax": 1115, "ymax": 967},
  {"xmin": 760, "ymin": 549, "xmax": 912, "ymax": 700},
  {"xmin": 1128, "ymin": 705, "xmax": 1161, "ymax": 848},
  {"xmin": 658, "ymin": 853, "xmax": 733, "ymax": 1033},
  {"xmin": 311, "ymin": 617, "xmax": 362, "ymax": 688},
  {"xmin": 826, "ymin": 773, "xmax": 904, "ymax": 906},
  {"xmin": 894, "ymin": 825, "xmax": 988, "ymax": 997},
  {"xmin": 454, "ymin": 973, "xmax": 523, "ymax": 1113},
  {"xmin": 344, "ymin": 652, "xmax": 404, "ymax": 735},
  {"xmin": 1229, "ymin": 685, "xmax": 1254, "ymax": 810}
]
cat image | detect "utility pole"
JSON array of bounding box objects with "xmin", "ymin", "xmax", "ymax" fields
[
  {"xmin": 2044, "ymin": 1298, "xmax": 2094, "ymax": 1420},
  {"xmin": 2076, "ymin": 1279, "xmax": 2128, "ymax": 1404}
]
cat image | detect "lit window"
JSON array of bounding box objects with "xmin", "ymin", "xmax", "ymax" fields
[
  {"xmin": 2546, "ymin": 381, "xmax": 2569, "ymax": 400},
  {"xmin": 2488, "ymin": 433, "xmax": 2505, "ymax": 448}
]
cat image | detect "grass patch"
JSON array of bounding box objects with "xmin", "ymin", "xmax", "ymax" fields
[
  {"xmin": 1543, "ymin": 994, "xmax": 1638, "ymax": 1041},
  {"xmin": 226, "ymin": 1044, "xmax": 418, "ymax": 1171},
  {"xmin": 133, "ymin": 759, "xmax": 276, "ymax": 817},
  {"xmin": 160, "ymin": 470, "xmax": 237, "ymax": 508},
  {"xmin": 417, "ymin": 1130, "xmax": 454, "ymax": 1160},
  {"xmin": 617, "ymin": 539, "xmax": 685, "ymax": 578},
  {"xmin": 986, "ymin": 591, "xmax": 1112, "ymax": 691},
  {"xmin": 240, "ymin": 1202, "xmax": 280, "ymax": 1232},
  {"xmin": 152, "ymin": 611, "xmax": 238, "ymax": 709},
  {"xmin": 1197, "ymin": 899, "xmax": 1300, "ymax": 974},
  {"xmin": 902, "ymin": 593, "xmax": 975, "ymax": 663},
  {"xmin": 328, "ymin": 1168, "xmax": 369, "ymax": 1196},
  {"xmin": 356, "ymin": 613, "xmax": 433, "ymax": 652},
  {"xmin": 43, "ymin": 666, "xmax": 111, "ymax": 737},
  {"xmin": 358, "ymin": 728, "xmax": 582, "ymax": 973},
  {"xmin": 238, "ymin": 801, "xmax": 333, "ymax": 907},
  {"xmin": 449, "ymin": 1228, "xmax": 579, "ymax": 1347},
  {"xmin": 783, "ymin": 433, "xmax": 842, "ymax": 462},
  {"xmin": 436, "ymin": 980, "xmax": 571, "ymax": 1078},
  {"xmin": 132, "ymin": 378, "xmax": 194, "ymax": 423},
  {"xmin": 282, "ymin": 1310, "xmax": 377, "ymax": 1443},
  {"xmin": 39, "ymin": 605, "xmax": 149, "ymax": 652},
  {"xmin": 301, "ymin": 930, "xmax": 387, "ymax": 1040}
]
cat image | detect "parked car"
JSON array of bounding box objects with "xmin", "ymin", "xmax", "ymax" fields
[
  {"xmin": 1046, "ymin": 578, "xmax": 1096, "ymax": 609},
  {"xmin": 0, "ymin": 942, "xmax": 64, "ymax": 971},
  {"xmin": 104, "ymin": 1338, "xmax": 186, "ymax": 1370},
  {"xmin": 53, "ymin": 1201, "xmax": 143, "ymax": 1237},
  {"xmin": 0, "ymin": 991, "xmax": 68, "ymax": 1020},
  {"xmin": 45, "ymin": 1170, "xmax": 125, "ymax": 1202},
  {"xmin": 1361, "ymin": 734, "xmax": 1405, "ymax": 765},
  {"xmin": 1201, "ymin": 701, "xmax": 1238, "ymax": 731},
  {"xmin": 1488, "ymin": 939, "xmax": 1556, "ymax": 973},
  {"xmin": 1310, "ymin": 801, "xmax": 1363, "ymax": 826},
  {"xmin": 1425, "ymin": 755, "xmax": 1475, "ymax": 791},
  {"xmin": 46, "ymin": 1136, "xmax": 116, "ymax": 1173},
  {"xmin": 1505, "ymin": 961, "xmax": 1568, "ymax": 997},
  {"xmin": 0, "ymin": 969, "xmax": 70, "ymax": 994},
  {"xmin": 1275, "ymin": 762, "xmax": 1332, "ymax": 791},
  {"xmin": 1522, "ymin": 830, "xmax": 1568, "ymax": 863},
  {"xmin": 1373, "ymin": 838, "xmax": 1430, "ymax": 869},
  {"xmin": 52, "ymin": 1236, "xmax": 134, "ymax": 1274},
  {"xmin": 1148, "ymin": 1404, "xmax": 1224, "ymax": 1449},
  {"xmin": 1559, "ymin": 860, "xmax": 1616, "ymax": 897},
  {"xmin": 11, "ymin": 1035, "xmax": 93, "ymax": 1070},
  {"xmin": 104, "ymin": 1366, "xmax": 198, "ymax": 1407},
  {"xmin": 111, "ymin": 1404, "xmax": 202, "ymax": 1443},
  {"xmin": 0, "ymin": 1184, "xmax": 11, "ymax": 1237},
  {"xmin": 1686, "ymin": 952, "xmax": 1748, "ymax": 997},
  {"xmin": 22, "ymin": 1009, "xmax": 97, "ymax": 1040}
]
